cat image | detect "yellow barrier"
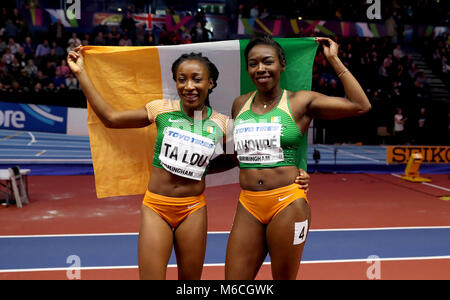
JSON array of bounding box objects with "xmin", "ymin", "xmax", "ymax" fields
[{"xmin": 401, "ymin": 152, "xmax": 431, "ymax": 182}]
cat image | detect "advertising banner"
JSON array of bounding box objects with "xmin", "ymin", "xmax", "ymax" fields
[
  {"xmin": 0, "ymin": 102, "xmax": 68, "ymax": 133},
  {"xmin": 386, "ymin": 146, "xmax": 450, "ymax": 164}
]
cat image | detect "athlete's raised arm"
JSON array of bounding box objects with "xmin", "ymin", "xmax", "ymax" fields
[
  {"xmin": 67, "ymin": 47, "xmax": 150, "ymax": 128},
  {"xmin": 303, "ymin": 37, "xmax": 371, "ymax": 120}
]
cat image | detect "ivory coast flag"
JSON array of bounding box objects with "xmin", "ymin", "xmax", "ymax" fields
[{"xmin": 83, "ymin": 38, "xmax": 318, "ymax": 198}]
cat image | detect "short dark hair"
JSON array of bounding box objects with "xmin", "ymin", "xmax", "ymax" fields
[
  {"xmin": 244, "ymin": 33, "xmax": 286, "ymax": 68},
  {"xmin": 171, "ymin": 52, "xmax": 219, "ymax": 108}
]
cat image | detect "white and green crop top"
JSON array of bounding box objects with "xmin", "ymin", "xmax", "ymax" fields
[{"xmin": 145, "ymin": 99, "xmax": 229, "ymax": 181}]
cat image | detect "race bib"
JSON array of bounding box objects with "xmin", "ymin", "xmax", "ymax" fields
[
  {"xmin": 159, "ymin": 127, "xmax": 216, "ymax": 180},
  {"xmin": 234, "ymin": 123, "xmax": 284, "ymax": 164}
]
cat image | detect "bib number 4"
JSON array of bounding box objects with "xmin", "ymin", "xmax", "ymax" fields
[{"xmin": 293, "ymin": 220, "xmax": 308, "ymax": 245}]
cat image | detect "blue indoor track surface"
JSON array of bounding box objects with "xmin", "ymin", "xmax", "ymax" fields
[{"xmin": 1, "ymin": 227, "xmax": 449, "ymax": 271}]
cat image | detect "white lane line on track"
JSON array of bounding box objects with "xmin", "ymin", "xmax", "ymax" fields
[
  {"xmin": 2, "ymin": 256, "xmax": 450, "ymax": 273},
  {"xmin": 2, "ymin": 226, "xmax": 450, "ymax": 238},
  {"xmin": 391, "ymin": 173, "xmax": 450, "ymax": 192},
  {"xmin": 27, "ymin": 132, "xmax": 36, "ymax": 146}
]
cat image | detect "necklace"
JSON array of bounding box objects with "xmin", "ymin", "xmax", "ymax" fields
[{"xmin": 260, "ymin": 93, "xmax": 282, "ymax": 109}]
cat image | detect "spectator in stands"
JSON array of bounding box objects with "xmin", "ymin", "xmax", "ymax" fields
[
  {"xmin": 378, "ymin": 59, "xmax": 391, "ymax": 89},
  {"xmin": 391, "ymin": 81, "xmax": 403, "ymax": 102},
  {"xmin": 7, "ymin": 37, "xmax": 20, "ymax": 54},
  {"xmin": 67, "ymin": 41, "xmax": 77, "ymax": 54},
  {"xmin": 378, "ymin": 60, "xmax": 389, "ymax": 78},
  {"xmin": 24, "ymin": 58, "xmax": 38, "ymax": 78},
  {"xmin": 448, "ymin": 109, "xmax": 450, "ymax": 137},
  {"xmin": 412, "ymin": 80, "xmax": 427, "ymax": 101},
  {"xmin": 49, "ymin": 19, "xmax": 66, "ymax": 45},
  {"xmin": 432, "ymin": 48, "xmax": 441, "ymax": 66},
  {"xmin": 22, "ymin": 36, "xmax": 35, "ymax": 57},
  {"xmin": 0, "ymin": 7, "xmax": 7, "ymax": 28},
  {"xmin": 9, "ymin": 80, "xmax": 23, "ymax": 93},
  {"xmin": 65, "ymin": 73, "xmax": 78, "ymax": 90},
  {"xmin": 94, "ymin": 32, "xmax": 106, "ymax": 46},
  {"xmin": 144, "ymin": 31, "xmax": 156, "ymax": 46},
  {"xmin": 442, "ymin": 56, "xmax": 450, "ymax": 80},
  {"xmin": 57, "ymin": 59, "xmax": 71, "ymax": 77},
  {"xmin": 10, "ymin": 57, "xmax": 21, "ymax": 79},
  {"xmin": 53, "ymin": 69, "xmax": 66, "ymax": 87},
  {"xmin": 194, "ymin": 7, "xmax": 207, "ymax": 26},
  {"xmin": 383, "ymin": 53, "xmax": 393, "ymax": 71},
  {"xmin": 0, "ymin": 37, "xmax": 7, "ymax": 54},
  {"xmin": 104, "ymin": 32, "xmax": 115, "ymax": 46},
  {"xmin": 11, "ymin": 7, "xmax": 25, "ymax": 33},
  {"xmin": 393, "ymin": 107, "xmax": 407, "ymax": 144},
  {"xmin": 45, "ymin": 82, "xmax": 57, "ymax": 93},
  {"xmin": 35, "ymin": 39, "xmax": 50, "ymax": 58},
  {"xmin": 42, "ymin": 61, "xmax": 56, "ymax": 79},
  {"xmin": 4, "ymin": 19, "xmax": 20, "ymax": 39},
  {"xmin": 181, "ymin": 32, "xmax": 192, "ymax": 44},
  {"xmin": 45, "ymin": 49, "xmax": 59, "ymax": 68},
  {"xmin": 237, "ymin": 4, "xmax": 248, "ymax": 19},
  {"xmin": 134, "ymin": 25, "xmax": 146, "ymax": 46},
  {"xmin": 393, "ymin": 44, "xmax": 404, "ymax": 59},
  {"xmin": 51, "ymin": 41, "xmax": 66, "ymax": 58},
  {"xmin": 120, "ymin": 11, "xmax": 136, "ymax": 40},
  {"xmin": 260, "ymin": 8, "xmax": 270, "ymax": 19},
  {"xmin": 0, "ymin": 68, "xmax": 13, "ymax": 89},
  {"xmin": 15, "ymin": 46, "xmax": 28, "ymax": 65},
  {"xmin": 250, "ymin": 5, "xmax": 259, "ymax": 18},
  {"xmin": 416, "ymin": 71, "xmax": 430, "ymax": 89},
  {"xmin": 56, "ymin": 82, "xmax": 68, "ymax": 95},
  {"xmin": 18, "ymin": 68, "xmax": 33, "ymax": 91},
  {"xmin": 119, "ymin": 34, "xmax": 133, "ymax": 46},
  {"xmin": 2, "ymin": 48, "xmax": 14, "ymax": 65},
  {"xmin": 190, "ymin": 21, "xmax": 211, "ymax": 43},
  {"xmin": 113, "ymin": 32, "xmax": 122, "ymax": 45},
  {"xmin": 33, "ymin": 82, "xmax": 44, "ymax": 95},
  {"xmin": 82, "ymin": 33, "xmax": 91, "ymax": 46},
  {"xmin": 393, "ymin": 63, "xmax": 407, "ymax": 84},
  {"xmin": 36, "ymin": 70, "xmax": 50, "ymax": 87},
  {"xmin": 68, "ymin": 33, "xmax": 81, "ymax": 47},
  {"xmin": 414, "ymin": 107, "xmax": 429, "ymax": 145},
  {"xmin": 0, "ymin": 59, "xmax": 7, "ymax": 72}
]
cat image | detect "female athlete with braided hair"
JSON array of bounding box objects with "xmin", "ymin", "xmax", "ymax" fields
[{"xmin": 68, "ymin": 47, "xmax": 311, "ymax": 279}]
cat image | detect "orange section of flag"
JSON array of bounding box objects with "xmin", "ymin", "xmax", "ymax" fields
[{"xmin": 83, "ymin": 46, "xmax": 163, "ymax": 198}]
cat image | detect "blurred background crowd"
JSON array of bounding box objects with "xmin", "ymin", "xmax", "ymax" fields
[{"xmin": 0, "ymin": 0, "xmax": 449, "ymax": 145}]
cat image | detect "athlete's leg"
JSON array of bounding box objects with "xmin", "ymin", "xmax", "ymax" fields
[
  {"xmin": 138, "ymin": 204, "xmax": 174, "ymax": 280},
  {"xmin": 266, "ymin": 198, "xmax": 311, "ymax": 279},
  {"xmin": 225, "ymin": 202, "xmax": 268, "ymax": 280},
  {"xmin": 173, "ymin": 206, "xmax": 208, "ymax": 280}
]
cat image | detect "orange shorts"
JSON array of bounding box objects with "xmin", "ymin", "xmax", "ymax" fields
[
  {"xmin": 239, "ymin": 183, "xmax": 308, "ymax": 224},
  {"xmin": 142, "ymin": 190, "xmax": 206, "ymax": 230}
]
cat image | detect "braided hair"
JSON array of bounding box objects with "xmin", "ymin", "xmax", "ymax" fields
[{"xmin": 171, "ymin": 52, "xmax": 219, "ymax": 107}]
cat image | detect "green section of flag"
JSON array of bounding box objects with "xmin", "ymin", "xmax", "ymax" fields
[{"xmin": 238, "ymin": 37, "xmax": 318, "ymax": 170}]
